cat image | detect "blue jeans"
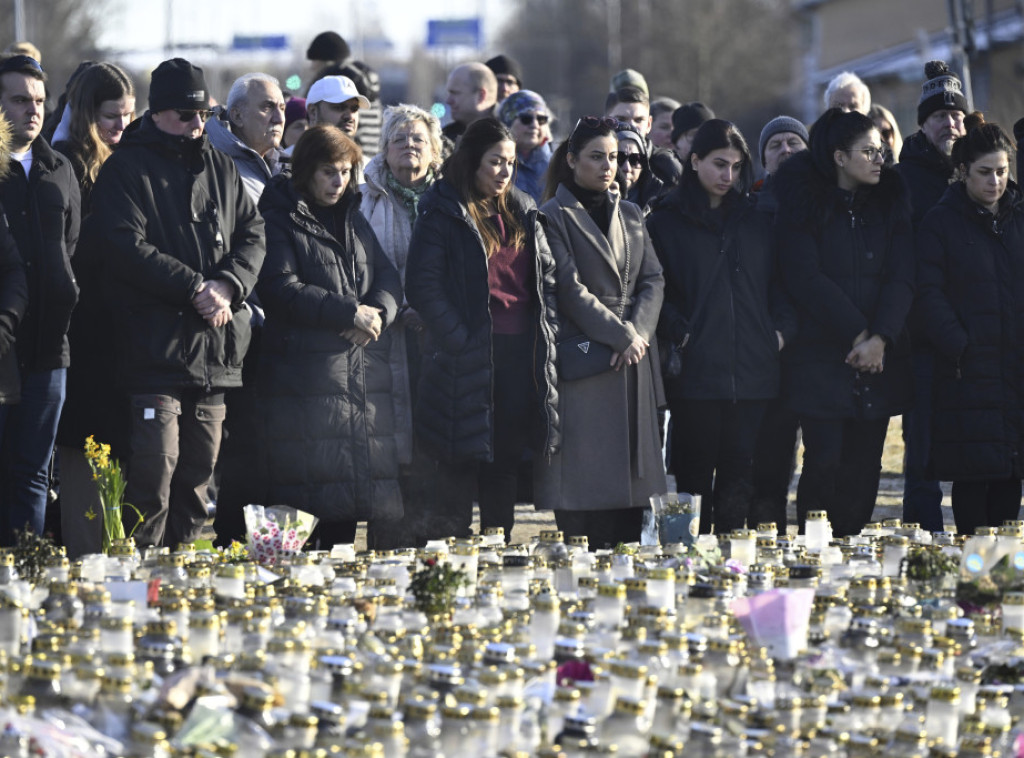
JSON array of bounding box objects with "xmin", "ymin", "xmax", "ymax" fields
[
  {"xmin": 0, "ymin": 368, "xmax": 66, "ymax": 543},
  {"xmin": 902, "ymin": 351, "xmax": 944, "ymax": 531}
]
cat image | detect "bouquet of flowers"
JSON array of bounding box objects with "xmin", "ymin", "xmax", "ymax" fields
[
  {"xmin": 642, "ymin": 492, "xmax": 701, "ymax": 547},
  {"xmin": 243, "ymin": 505, "xmax": 318, "ymax": 565},
  {"xmin": 84, "ymin": 435, "xmax": 144, "ymax": 553}
]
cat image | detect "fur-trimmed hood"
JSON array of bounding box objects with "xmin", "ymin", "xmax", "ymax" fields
[
  {"xmin": 0, "ymin": 114, "xmax": 10, "ymax": 181},
  {"xmin": 772, "ymin": 149, "xmax": 910, "ymax": 232}
]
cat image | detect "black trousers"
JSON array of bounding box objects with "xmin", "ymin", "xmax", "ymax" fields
[
  {"xmin": 670, "ymin": 398, "xmax": 767, "ymax": 534},
  {"xmin": 750, "ymin": 399, "xmax": 800, "ymax": 530},
  {"xmin": 797, "ymin": 416, "xmax": 888, "ymax": 537},
  {"xmin": 952, "ymin": 478, "xmax": 1021, "ymax": 535},
  {"xmin": 424, "ymin": 332, "xmax": 538, "ymax": 543},
  {"xmin": 554, "ymin": 507, "xmax": 644, "ymax": 550}
]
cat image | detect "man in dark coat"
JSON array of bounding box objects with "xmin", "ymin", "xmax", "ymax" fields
[
  {"xmin": 0, "ymin": 53, "xmax": 80, "ymax": 543},
  {"xmin": 750, "ymin": 115, "xmax": 808, "ymax": 529},
  {"xmin": 0, "ymin": 202, "xmax": 28, "ymax": 413},
  {"xmin": 90, "ymin": 59, "xmax": 266, "ymax": 548},
  {"xmin": 896, "ymin": 60, "xmax": 968, "ymax": 532}
]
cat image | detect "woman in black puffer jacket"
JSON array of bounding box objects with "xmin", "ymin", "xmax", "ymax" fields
[
  {"xmin": 257, "ymin": 125, "xmax": 402, "ymax": 548},
  {"xmin": 916, "ymin": 124, "xmax": 1024, "ymax": 534},
  {"xmin": 406, "ymin": 118, "xmax": 559, "ymax": 542},
  {"xmin": 648, "ymin": 119, "xmax": 796, "ymax": 534},
  {"xmin": 774, "ymin": 108, "xmax": 914, "ymax": 536}
]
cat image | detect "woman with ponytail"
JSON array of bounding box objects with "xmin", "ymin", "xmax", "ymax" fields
[
  {"xmin": 534, "ymin": 116, "xmax": 666, "ymax": 547},
  {"xmin": 916, "ymin": 123, "xmax": 1024, "ymax": 533},
  {"xmin": 647, "ymin": 119, "xmax": 796, "ymax": 534},
  {"xmin": 406, "ymin": 118, "xmax": 559, "ymax": 541},
  {"xmin": 773, "ymin": 108, "xmax": 914, "ymax": 536}
]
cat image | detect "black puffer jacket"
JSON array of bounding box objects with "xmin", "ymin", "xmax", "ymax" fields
[
  {"xmin": 773, "ymin": 150, "xmax": 915, "ymax": 420},
  {"xmin": 406, "ymin": 180, "xmax": 560, "ymax": 464},
  {"xmin": 916, "ymin": 182, "xmax": 1024, "ymax": 481},
  {"xmin": 647, "ymin": 178, "xmax": 796, "ymax": 400},
  {"xmin": 0, "ymin": 137, "xmax": 80, "ymax": 371},
  {"xmin": 0, "ymin": 206, "xmax": 27, "ymax": 403},
  {"xmin": 257, "ymin": 175, "xmax": 402, "ymax": 522},
  {"xmin": 91, "ymin": 115, "xmax": 265, "ymax": 392},
  {"xmin": 896, "ymin": 131, "xmax": 955, "ymax": 228}
]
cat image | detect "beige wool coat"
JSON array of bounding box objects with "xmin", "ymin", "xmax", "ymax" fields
[{"xmin": 535, "ymin": 183, "xmax": 667, "ymax": 512}]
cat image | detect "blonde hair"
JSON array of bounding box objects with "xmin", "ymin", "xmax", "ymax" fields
[{"xmin": 67, "ymin": 62, "xmax": 135, "ymax": 183}]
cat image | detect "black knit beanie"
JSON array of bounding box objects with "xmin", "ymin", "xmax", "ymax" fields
[
  {"xmin": 149, "ymin": 58, "xmax": 208, "ymax": 112},
  {"xmin": 917, "ymin": 60, "xmax": 968, "ymax": 125},
  {"xmin": 486, "ymin": 55, "xmax": 523, "ymax": 86},
  {"xmin": 307, "ymin": 31, "xmax": 350, "ymax": 63},
  {"xmin": 671, "ymin": 102, "xmax": 714, "ymax": 144}
]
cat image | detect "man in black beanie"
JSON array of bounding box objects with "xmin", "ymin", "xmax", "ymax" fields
[
  {"xmin": 90, "ymin": 58, "xmax": 266, "ymax": 548},
  {"xmin": 485, "ymin": 54, "xmax": 522, "ymax": 101},
  {"xmin": 896, "ymin": 60, "xmax": 969, "ymax": 534}
]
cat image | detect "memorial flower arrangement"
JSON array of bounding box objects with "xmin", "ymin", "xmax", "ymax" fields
[
  {"xmin": 409, "ymin": 557, "xmax": 467, "ymax": 617},
  {"xmin": 83, "ymin": 435, "xmax": 144, "ymax": 554},
  {"xmin": 243, "ymin": 505, "xmax": 317, "ymax": 565}
]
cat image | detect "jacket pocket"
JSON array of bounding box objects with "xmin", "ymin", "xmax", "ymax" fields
[
  {"xmin": 126, "ymin": 306, "xmax": 185, "ymax": 372},
  {"xmin": 224, "ymin": 306, "xmax": 252, "ymax": 368}
]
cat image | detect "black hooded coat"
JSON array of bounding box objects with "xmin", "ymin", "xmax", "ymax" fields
[{"xmin": 772, "ymin": 151, "xmax": 915, "ymax": 420}]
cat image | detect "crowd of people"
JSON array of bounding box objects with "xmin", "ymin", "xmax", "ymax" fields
[{"xmin": 0, "ymin": 31, "xmax": 1021, "ymax": 557}]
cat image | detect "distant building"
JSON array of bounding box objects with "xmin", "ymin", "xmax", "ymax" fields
[{"xmin": 795, "ymin": 0, "xmax": 1024, "ymax": 133}]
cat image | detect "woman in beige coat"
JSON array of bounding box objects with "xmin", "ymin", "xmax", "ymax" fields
[{"xmin": 536, "ymin": 116, "xmax": 667, "ymax": 547}]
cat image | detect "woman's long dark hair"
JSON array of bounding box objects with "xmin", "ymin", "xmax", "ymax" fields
[
  {"xmin": 444, "ymin": 117, "xmax": 525, "ymax": 257},
  {"xmin": 541, "ymin": 117, "xmax": 618, "ymax": 203},
  {"xmin": 808, "ymin": 107, "xmax": 877, "ymax": 183},
  {"xmin": 680, "ymin": 118, "xmax": 754, "ymax": 196}
]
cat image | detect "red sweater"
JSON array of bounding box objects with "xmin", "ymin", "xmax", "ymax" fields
[{"xmin": 486, "ymin": 214, "xmax": 533, "ymax": 335}]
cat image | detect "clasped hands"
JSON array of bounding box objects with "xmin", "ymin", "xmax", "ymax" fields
[
  {"xmin": 611, "ymin": 334, "xmax": 649, "ymax": 371},
  {"xmin": 341, "ymin": 304, "xmax": 383, "ymax": 347},
  {"xmin": 846, "ymin": 329, "xmax": 885, "ymax": 374},
  {"xmin": 191, "ymin": 279, "xmax": 236, "ymax": 328}
]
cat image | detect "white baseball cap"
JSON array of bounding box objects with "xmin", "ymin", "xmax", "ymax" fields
[{"xmin": 306, "ymin": 75, "xmax": 370, "ymax": 109}]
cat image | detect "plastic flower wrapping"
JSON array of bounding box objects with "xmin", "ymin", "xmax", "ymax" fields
[{"xmin": 243, "ymin": 505, "xmax": 318, "ymax": 565}]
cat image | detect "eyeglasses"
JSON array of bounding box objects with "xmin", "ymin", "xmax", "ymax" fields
[
  {"xmin": 616, "ymin": 151, "xmax": 642, "ymax": 168},
  {"xmin": 175, "ymin": 109, "xmax": 213, "ymax": 123},
  {"xmin": 517, "ymin": 113, "xmax": 549, "ymax": 126},
  {"xmin": 848, "ymin": 146, "xmax": 886, "ymax": 162},
  {"xmin": 0, "ymin": 55, "xmax": 43, "ymax": 75}
]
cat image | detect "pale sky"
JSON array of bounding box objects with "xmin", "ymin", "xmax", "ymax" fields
[{"xmin": 97, "ymin": 0, "xmax": 513, "ymax": 63}]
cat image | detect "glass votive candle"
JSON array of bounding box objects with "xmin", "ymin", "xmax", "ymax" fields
[
  {"xmin": 593, "ymin": 583, "xmax": 626, "ymax": 629},
  {"xmin": 729, "ymin": 529, "xmax": 757, "ymax": 567}
]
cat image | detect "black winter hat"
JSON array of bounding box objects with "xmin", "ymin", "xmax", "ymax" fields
[
  {"xmin": 149, "ymin": 58, "xmax": 209, "ymax": 112},
  {"xmin": 307, "ymin": 31, "xmax": 350, "ymax": 63},
  {"xmin": 486, "ymin": 55, "xmax": 523, "ymax": 86},
  {"xmin": 671, "ymin": 102, "xmax": 714, "ymax": 144},
  {"xmin": 917, "ymin": 60, "xmax": 968, "ymax": 125}
]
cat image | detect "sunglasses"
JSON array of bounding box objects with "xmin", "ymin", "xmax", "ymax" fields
[
  {"xmin": 0, "ymin": 54, "xmax": 43, "ymax": 75},
  {"xmin": 175, "ymin": 109, "xmax": 214, "ymax": 123},
  {"xmin": 616, "ymin": 152, "xmax": 642, "ymax": 168},
  {"xmin": 574, "ymin": 115, "xmax": 620, "ymax": 132},
  {"xmin": 517, "ymin": 113, "xmax": 549, "ymax": 126}
]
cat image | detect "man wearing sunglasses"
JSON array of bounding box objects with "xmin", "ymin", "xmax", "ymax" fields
[
  {"xmin": 90, "ymin": 58, "xmax": 266, "ymax": 549},
  {"xmin": 0, "ymin": 53, "xmax": 80, "ymax": 545}
]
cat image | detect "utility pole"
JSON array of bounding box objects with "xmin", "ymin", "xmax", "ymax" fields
[
  {"xmin": 606, "ymin": 0, "xmax": 621, "ymax": 81},
  {"xmin": 947, "ymin": 0, "xmax": 976, "ymax": 110},
  {"xmin": 13, "ymin": 0, "xmax": 25, "ymax": 41}
]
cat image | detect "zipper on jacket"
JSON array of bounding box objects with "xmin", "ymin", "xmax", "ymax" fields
[{"xmin": 722, "ymin": 237, "xmax": 738, "ymax": 403}]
